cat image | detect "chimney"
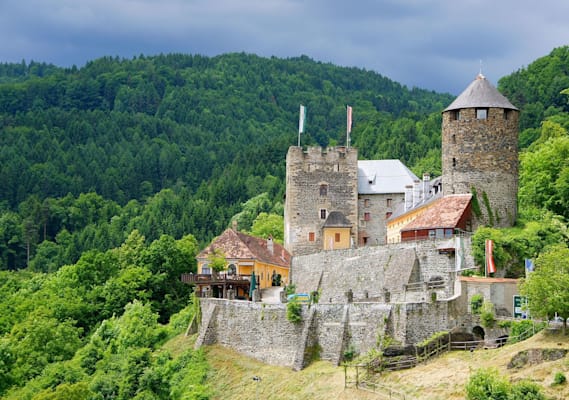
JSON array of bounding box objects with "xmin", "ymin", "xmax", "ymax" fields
[
  {"xmin": 413, "ymin": 179, "xmax": 421, "ymax": 207},
  {"xmin": 267, "ymin": 235, "xmax": 274, "ymax": 255},
  {"xmin": 404, "ymin": 185, "xmax": 413, "ymax": 211},
  {"xmin": 422, "ymin": 173, "xmax": 430, "ymax": 202}
]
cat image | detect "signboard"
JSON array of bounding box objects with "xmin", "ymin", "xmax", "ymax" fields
[{"xmin": 513, "ymin": 295, "xmax": 528, "ymax": 319}]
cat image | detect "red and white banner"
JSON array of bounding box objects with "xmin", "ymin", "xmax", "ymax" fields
[{"xmin": 485, "ymin": 239, "xmax": 496, "ymax": 275}]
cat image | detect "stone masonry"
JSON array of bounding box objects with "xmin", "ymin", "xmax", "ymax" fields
[
  {"xmin": 195, "ymin": 238, "xmax": 477, "ymax": 369},
  {"xmin": 284, "ymin": 146, "xmax": 359, "ymax": 256},
  {"xmin": 442, "ymin": 107, "xmax": 519, "ymax": 228}
]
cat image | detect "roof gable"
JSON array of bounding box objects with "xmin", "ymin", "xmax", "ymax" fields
[
  {"xmin": 197, "ymin": 229, "xmax": 290, "ymax": 268},
  {"xmin": 401, "ymin": 194, "xmax": 472, "ymax": 231},
  {"xmin": 357, "ymin": 159, "xmax": 419, "ymax": 194}
]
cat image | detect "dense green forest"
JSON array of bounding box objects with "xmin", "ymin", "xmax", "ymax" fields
[
  {"xmin": 0, "ymin": 52, "xmax": 454, "ymax": 271},
  {"xmin": 0, "ymin": 46, "xmax": 569, "ymax": 398}
]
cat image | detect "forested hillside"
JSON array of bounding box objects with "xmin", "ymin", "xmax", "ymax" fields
[
  {"xmin": 0, "ymin": 47, "xmax": 569, "ymax": 398},
  {"xmin": 0, "ymin": 53, "xmax": 453, "ymax": 271}
]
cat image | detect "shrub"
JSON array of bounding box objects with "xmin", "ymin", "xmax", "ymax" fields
[
  {"xmin": 310, "ymin": 290, "xmax": 320, "ymax": 304},
  {"xmin": 553, "ymin": 371, "xmax": 566, "ymax": 385},
  {"xmin": 480, "ymin": 302, "xmax": 496, "ymax": 328},
  {"xmin": 508, "ymin": 320, "xmax": 545, "ymax": 344},
  {"xmin": 285, "ymin": 284, "xmax": 296, "ymax": 296},
  {"xmin": 465, "ymin": 369, "xmax": 546, "ymax": 400},
  {"xmin": 510, "ymin": 380, "xmax": 546, "ymax": 399},
  {"xmin": 343, "ymin": 344, "xmax": 357, "ymax": 362},
  {"xmin": 470, "ymin": 294, "xmax": 484, "ymax": 314},
  {"xmin": 286, "ymin": 299, "xmax": 302, "ymax": 323},
  {"xmin": 465, "ymin": 368, "xmax": 510, "ymax": 400}
]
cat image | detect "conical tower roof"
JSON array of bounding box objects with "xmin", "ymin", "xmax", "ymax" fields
[{"xmin": 444, "ymin": 74, "xmax": 518, "ymax": 112}]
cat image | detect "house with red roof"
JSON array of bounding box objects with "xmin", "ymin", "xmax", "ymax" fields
[
  {"xmin": 183, "ymin": 228, "xmax": 291, "ymax": 299},
  {"xmin": 387, "ymin": 194, "xmax": 472, "ymax": 243}
]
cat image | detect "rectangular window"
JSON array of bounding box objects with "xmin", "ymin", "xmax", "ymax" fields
[
  {"xmin": 428, "ymin": 230, "xmax": 435, "ymax": 239},
  {"xmin": 445, "ymin": 228, "xmax": 454, "ymax": 238},
  {"xmin": 476, "ymin": 108, "xmax": 488, "ymax": 120},
  {"xmin": 452, "ymin": 110, "xmax": 460, "ymax": 120},
  {"xmin": 386, "ymin": 198, "xmax": 392, "ymax": 207},
  {"xmin": 362, "ymin": 236, "xmax": 369, "ymax": 245},
  {"xmin": 504, "ymin": 109, "xmax": 511, "ymax": 120},
  {"xmin": 364, "ymin": 212, "xmax": 371, "ymax": 221},
  {"xmin": 436, "ymin": 228, "xmax": 444, "ymax": 239},
  {"xmin": 320, "ymin": 209, "xmax": 327, "ymax": 219},
  {"xmin": 335, "ymin": 233, "xmax": 341, "ymax": 242},
  {"xmin": 202, "ymin": 267, "xmax": 211, "ymax": 275},
  {"xmin": 364, "ymin": 198, "xmax": 370, "ymax": 207},
  {"xmin": 308, "ymin": 232, "xmax": 315, "ymax": 242},
  {"xmin": 319, "ymin": 184, "xmax": 328, "ymax": 196}
]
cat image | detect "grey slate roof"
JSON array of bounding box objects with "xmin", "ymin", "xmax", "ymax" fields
[
  {"xmin": 443, "ymin": 74, "xmax": 518, "ymax": 112},
  {"xmin": 322, "ymin": 211, "xmax": 352, "ymax": 228},
  {"xmin": 357, "ymin": 159, "xmax": 419, "ymax": 195}
]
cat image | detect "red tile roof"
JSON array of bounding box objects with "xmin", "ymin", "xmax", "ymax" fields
[
  {"xmin": 460, "ymin": 276, "xmax": 518, "ymax": 283},
  {"xmin": 401, "ymin": 194, "xmax": 472, "ymax": 231},
  {"xmin": 197, "ymin": 229, "xmax": 290, "ymax": 268}
]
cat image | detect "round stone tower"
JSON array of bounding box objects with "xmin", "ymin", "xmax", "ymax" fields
[{"xmin": 442, "ymin": 74, "xmax": 519, "ymax": 228}]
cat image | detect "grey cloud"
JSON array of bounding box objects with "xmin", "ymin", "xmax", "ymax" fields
[{"xmin": 0, "ymin": 0, "xmax": 567, "ymax": 93}]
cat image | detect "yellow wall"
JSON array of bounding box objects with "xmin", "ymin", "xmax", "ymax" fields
[
  {"xmin": 253, "ymin": 260, "xmax": 290, "ymax": 289},
  {"xmin": 386, "ymin": 203, "xmax": 437, "ymax": 243},
  {"xmin": 196, "ymin": 258, "xmax": 289, "ymax": 289},
  {"xmin": 322, "ymin": 227, "xmax": 351, "ymax": 250}
]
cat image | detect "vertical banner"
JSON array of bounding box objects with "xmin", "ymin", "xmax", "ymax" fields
[
  {"xmin": 298, "ymin": 104, "xmax": 306, "ymax": 146},
  {"xmin": 485, "ymin": 239, "xmax": 496, "ymax": 275},
  {"xmin": 346, "ymin": 105, "xmax": 353, "ymax": 148}
]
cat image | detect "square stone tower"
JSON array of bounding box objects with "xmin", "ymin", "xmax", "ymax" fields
[{"xmin": 284, "ymin": 146, "xmax": 359, "ymax": 256}]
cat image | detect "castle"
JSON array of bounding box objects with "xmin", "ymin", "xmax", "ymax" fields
[
  {"xmin": 195, "ymin": 74, "xmax": 521, "ymax": 370},
  {"xmin": 284, "ymin": 73, "xmax": 519, "ymax": 255}
]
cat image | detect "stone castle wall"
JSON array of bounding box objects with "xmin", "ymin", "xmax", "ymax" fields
[
  {"xmin": 193, "ymin": 237, "xmax": 515, "ymax": 369},
  {"xmin": 292, "ymin": 238, "xmax": 474, "ymax": 303},
  {"xmin": 195, "ymin": 297, "xmax": 455, "ymax": 369},
  {"xmin": 284, "ymin": 146, "xmax": 359, "ymax": 256},
  {"xmin": 442, "ymin": 107, "xmax": 519, "ymax": 227},
  {"xmin": 195, "ymin": 299, "xmax": 305, "ymax": 367}
]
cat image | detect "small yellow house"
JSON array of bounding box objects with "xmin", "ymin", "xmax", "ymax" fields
[
  {"xmin": 322, "ymin": 211, "xmax": 352, "ymax": 250},
  {"xmin": 193, "ymin": 228, "xmax": 291, "ymax": 298}
]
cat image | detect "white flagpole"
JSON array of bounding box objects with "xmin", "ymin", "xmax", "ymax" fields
[
  {"xmin": 484, "ymin": 239, "xmax": 488, "ymax": 277},
  {"xmin": 346, "ymin": 105, "xmax": 349, "ymax": 149},
  {"xmin": 346, "ymin": 105, "xmax": 353, "ymax": 149},
  {"xmin": 298, "ymin": 105, "xmax": 306, "ymax": 147}
]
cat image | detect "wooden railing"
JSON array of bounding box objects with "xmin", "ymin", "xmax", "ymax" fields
[{"xmin": 180, "ymin": 273, "xmax": 252, "ymax": 284}]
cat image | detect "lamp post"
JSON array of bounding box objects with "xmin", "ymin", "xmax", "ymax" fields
[{"xmin": 252, "ymin": 376, "xmax": 261, "ymax": 399}]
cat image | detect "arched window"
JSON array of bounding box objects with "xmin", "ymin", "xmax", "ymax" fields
[{"xmin": 227, "ymin": 264, "xmax": 236, "ymax": 275}]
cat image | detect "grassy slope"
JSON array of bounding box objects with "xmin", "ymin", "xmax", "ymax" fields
[
  {"xmin": 383, "ymin": 328, "xmax": 569, "ymax": 400},
  {"xmin": 177, "ymin": 329, "xmax": 569, "ymax": 399}
]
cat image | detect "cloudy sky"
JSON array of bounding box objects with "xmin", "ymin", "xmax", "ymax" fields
[{"xmin": 0, "ymin": 0, "xmax": 567, "ymax": 94}]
